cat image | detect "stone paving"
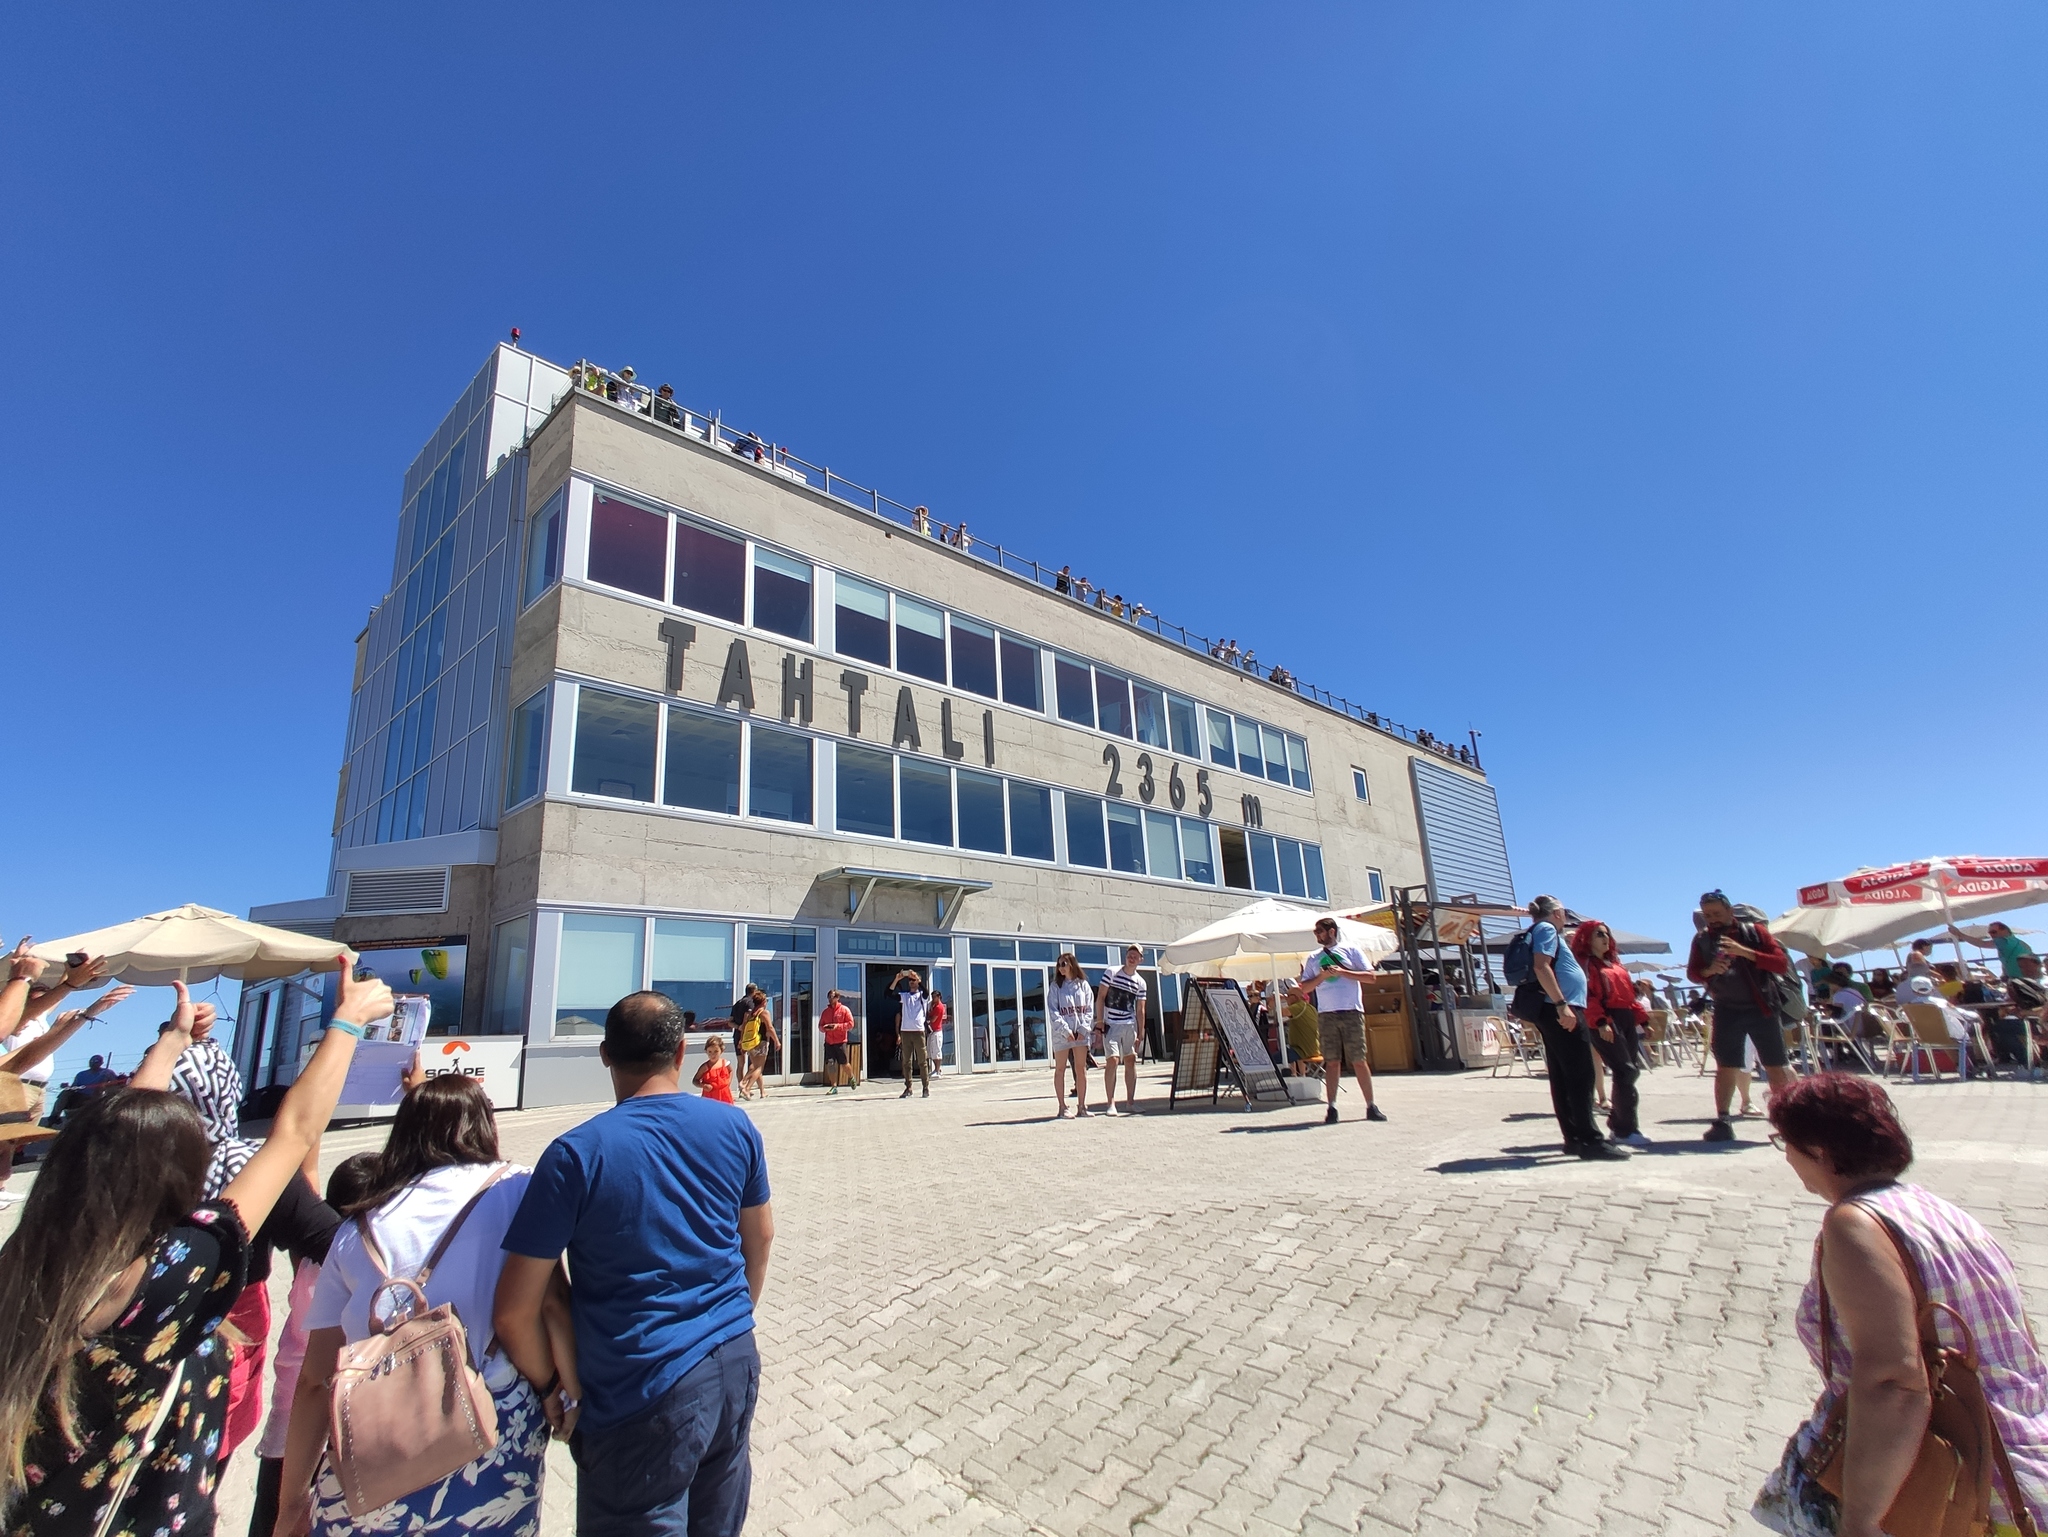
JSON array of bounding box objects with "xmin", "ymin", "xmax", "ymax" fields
[{"xmin": 10, "ymin": 1059, "xmax": 2045, "ymax": 1535}]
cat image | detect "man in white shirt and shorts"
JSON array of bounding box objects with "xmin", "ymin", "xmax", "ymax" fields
[
  {"xmin": 1095, "ymin": 946, "xmax": 1147, "ymax": 1117},
  {"xmin": 1299, "ymin": 916, "xmax": 1388, "ymax": 1125}
]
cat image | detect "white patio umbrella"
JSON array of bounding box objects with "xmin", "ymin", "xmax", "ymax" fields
[
  {"xmin": 1161, "ymin": 898, "xmax": 1397, "ymax": 1068},
  {"xmin": 1768, "ymin": 857, "xmax": 2048, "ymax": 961},
  {"xmin": 27, "ymin": 904, "xmax": 351, "ymax": 988}
]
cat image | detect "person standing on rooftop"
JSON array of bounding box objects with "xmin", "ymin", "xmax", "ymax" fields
[{"xmin": 1055, "ymin": 565, "xmax": 1072, "ymax": 595}]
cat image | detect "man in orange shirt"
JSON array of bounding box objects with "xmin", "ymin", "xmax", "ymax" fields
[{"xmin": 820, "ymin": 989, "xmax": 856, "ymax": 1094}]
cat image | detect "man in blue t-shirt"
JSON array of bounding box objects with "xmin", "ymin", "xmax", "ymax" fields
[
  {"xmin": 1524, "ymin": 894, "xmax": 1627, "ymax": 1161},
  {"xmin": 496, "ymin": 991, "xmax": 774, "ymax": 1537}
]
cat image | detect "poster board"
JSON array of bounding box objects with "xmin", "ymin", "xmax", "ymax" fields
[
  {"xmin": 1170, "ymin": 1026, "xmax": 1220, "ymax": 1108},
  {"xmin": 1186, "ymin": 979, "xmax": 1291, "ymax": 1108}
]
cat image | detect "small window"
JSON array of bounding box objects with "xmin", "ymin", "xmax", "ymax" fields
[
  {"xmin": 1352, "ymin": 767, "xmax": 1370, "ymax": 803},
  {"xmin": 957, "ymin": 768, "xmax": 1006, "ymax": 853},
  {"xmin": 1009, "ymin": 781, "xmax": 1055, "ymax": 861},
  {"xmin": 1000, "ymin": 636, "xmax": 1042, "ymax": 710},
  {"xmin": 664, "ymin": 709, "xmax": 741, "ymax": 815},
  {"xmin": 751, "ymin": 548, "xmax": 813, "ymax": 642},
  {"xmin": 1239, "ymin": 719, "xmax": 1266, "ymax": 778},
  {"xmin": 900, "ymin": 934, "xmax": 951, "ymax": 959},
  {"xmin": 834, "ymin": 575, "xmax": 891, "ymax": 667},
  {"xmin": 572, "ymin": 688, "xmax": 658, "ymax": 801},
  {"xmin": 1367, "ymin": 867, "xmax": 1385, "ymax": 904},
  {"xmin": 1219, "ymin": 826, "xmax": 1252, "ymax": 889},
  {"xmin": 950, "ymin": 618, "xmax": 998, "ymax": 700},
  {"xmin": 1180, "ymin": 818, "xmax": 1215, "ymax": 883},
  {"xmin": 1303, "ymin": 844, "xmax": 1328, "ymax": 903},
  {"xmin": 896, "ymin": 597, "xmax": 947, "ymax": 683},
  {"xmin": 1277, "ymin": 838, "xmax": 1308, "ymax": 898},
  {"xmin": 504, "ymin": 689, "xmax": 547, "ymax": 809},
  {"xmin": 1167, "ymin": 695, "xmax": 1200, "ymax": 760},
  {"xmin": 747, "ymin": 724, "xmax": 813, "ymax": 823},
  {"xmin": 1054, "ymin": 654, "xmax": 1095, "ymax": 728},
  {"xmin": 672, "ymin": 519, "xmax": 746, "ymax": 624},
  {"xmin": 1249, "ymin": 831, "xmax": 1281, "ymax": 893},
  {"xmin": 1143, "ymin": 810, "xmax": 1181, "ymax": 880},
  {"xmin": 1132, "ymin": 684, "xmax": 1169, "ymax": 749},
  {"xmin": 745, "ymin": 925, "xmax": 817, "ymax": 954},
  {"xmin": 1263, "ymin": 725, "xmax": 1290, "ymax": 785},
  {"xmin": 1286, "ymin": 735, "xmax": 1311, "ymax": 791},
  {"xmin": 1071, "ymin": 943, "xmax": 1110, "ymax": 965},
  {"xmin": 587, "ymin": 494, "xmax": 667, "ymax": 601},
  {"xmin": 1206, "ymin": 708, "xmax": 1235, "ymax": 768},
  {"xmin": 521, "ymin": 488, "xmax": 564, "ymax": 607},
  {"xmin": 1106, "ymin": 802, "xmax": 1145, "ymax": 874},
  {"xmin": 1095, "ymin": 669, "xmax": 1133, "ymax": 739},
  {"xmin": 899, "ymin": 758, "xmax": 953, "ymax": 845},
  {"xmin": 840, "ymin": 930, "xmax": 898, "ymax": 956},
  {"xmin": 835, "ymin": 743, "xmax": 895, "ymax": 838},
  {"xmin": 1019, "ymin": 939, "xmax": 1061, "ymax": 964},
  {"xmin": 969, "ymin": 937, "xmax": 1017, "ymax": 961},
  {"xmin": 1063, "ymin": 791, "xmax": 1107, "ymax": 868}
]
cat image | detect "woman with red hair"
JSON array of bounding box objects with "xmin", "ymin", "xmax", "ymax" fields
[
  {"xmin": 1571, "ymin": 920, "xmax": 1647, "ymax": 1146},
  {"xmin": 1754, "ymin": 1074, "xmax": 2045, "ymax": 1535}
]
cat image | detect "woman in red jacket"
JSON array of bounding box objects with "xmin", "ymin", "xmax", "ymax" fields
[{"xmin": 1572, "ymin": 920, "xmax": 1648, "ymax": 1147}]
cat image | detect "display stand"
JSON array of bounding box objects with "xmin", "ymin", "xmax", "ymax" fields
[{"xmin": 1174, "ymin": 979, "xmax": 1292, "ymax": 1109}]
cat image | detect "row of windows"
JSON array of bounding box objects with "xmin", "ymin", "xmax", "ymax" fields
[
  {"xmin": 525, "ymin": 683, "xmax": 1333, "ymax": 898},
  {"xmin": 527, "ymin": 481, "xmax": 1315, "ymax": 793}
]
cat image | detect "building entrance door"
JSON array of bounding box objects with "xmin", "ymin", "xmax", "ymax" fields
[
  {"xmin": 864, "ymin": 963, "xmax": 928, "ymax": 1080},
  {"xmin": 969, "ymin": 964, "xmax": 1049, "ymax": 1067},
  {"xmin": 748, "ymin": 956, "xmax": 814, "ymax": 1086}
]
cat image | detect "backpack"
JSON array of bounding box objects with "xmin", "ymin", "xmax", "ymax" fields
[
  {"xmin": 327, "ymin": 1168, "xmax": 509, "ymax": 1517},
  {"xmin": 1503, "ymin": 927, "xmax": 1539, "ymax": 988}
]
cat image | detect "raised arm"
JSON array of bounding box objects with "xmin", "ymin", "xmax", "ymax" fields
[
  {"xmin": 0, "ymin": 939, "xmax": 42, "ymax": 1039},
  {"xmin": 0, "ymin": 982, "xmax": 134, "ymax": 1076},
  {"xmin": 220, "ymin": 959, "xmax": 388, "ymax": 1236}
]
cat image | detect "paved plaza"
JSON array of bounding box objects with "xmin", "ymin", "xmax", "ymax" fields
[{"xmin": 12, "ymin": 1061, "xmax": 2045, "ymax": 1536}]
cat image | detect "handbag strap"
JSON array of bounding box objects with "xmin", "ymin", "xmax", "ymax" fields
[
  {"xmin": 354, "ymin": 1164, "xmax": 510, "ymax": 1289},
  {"xmin": 1815, "ymin": 1197, "xmax": 2039, "ymax": 1536},
  {"xmin": 93, "ymin": 1359, "xmax": 184, "ymax": 1537}
]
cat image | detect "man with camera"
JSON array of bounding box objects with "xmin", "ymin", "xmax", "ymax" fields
[
  {"xmin": 1687, "ymin": 889, "xmax": 1795, "ymax": 1142},
  {"xmin": 1296, "ymin": 917, "xmax": 1387, "ymax": 1125}
]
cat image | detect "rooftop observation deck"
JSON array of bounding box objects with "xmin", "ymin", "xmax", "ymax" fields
[{"xmin": 554, "ymin": 359, "xmax": 1483, "ymax": 772}]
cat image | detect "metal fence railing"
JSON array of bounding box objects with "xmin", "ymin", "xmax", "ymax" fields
[{"xmin": 560, "ymin": 360, "xmax": 1482, "ymax": 769}]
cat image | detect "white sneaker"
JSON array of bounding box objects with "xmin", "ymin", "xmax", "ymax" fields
[
  {"xmin": 1624, "ymin": 1132, "xmax": 1652, "ymax": 1147},
  {"xmin": 1105, "ymin": 1104, "xmax": 1120, "ymax": 1117},
  {"xmin": 0, "ymin": 1191, "xmax": 21, "ymax": 1207}
]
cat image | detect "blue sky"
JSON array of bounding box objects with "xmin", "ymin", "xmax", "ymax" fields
[{"xmin": 4, "ymin": 4, "xmax": 2044, "ymax": 1078}]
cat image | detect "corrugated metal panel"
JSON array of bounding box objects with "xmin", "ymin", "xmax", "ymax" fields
[{"xmin": 1408, "ymin": 759, "xmax": 1516, "ymax": 907}]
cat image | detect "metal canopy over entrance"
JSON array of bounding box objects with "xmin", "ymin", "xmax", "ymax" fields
[{"xmin": 829, "ymin": 866, "xmax": 993, "ymax": 928}]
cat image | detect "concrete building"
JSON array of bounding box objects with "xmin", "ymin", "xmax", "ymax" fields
[{"xmin": 239, "ymin": 345, "xmax": 1515, "ymax": 1108}]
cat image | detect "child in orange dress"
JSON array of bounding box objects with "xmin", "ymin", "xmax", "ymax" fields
[{"xmin": 693, "ymin": 1035, "xmax": 736, "ymax": 1103}]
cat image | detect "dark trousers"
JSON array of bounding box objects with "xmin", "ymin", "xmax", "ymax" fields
[
  {"xmin": 572, "ymin": 1332, "xmax": 761, "ymax": 1537},
  {"xmin": 1593, "ymin": 1017, "xmax": 1641, "ymax": 1139},
  {"xmin": 1533, "ymin": 1003, "xmax": 1604, "ymax": 1148},
  {"xmin": 248, "ymin": 1457, "xmax": 283, "ymax": 1537}
]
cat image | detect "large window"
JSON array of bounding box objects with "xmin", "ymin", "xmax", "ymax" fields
[
  {"xmin": 652, "ymin": 919, "xmax": 732, "ymax": 1023},
  {"xmin": 895, "ymin": 598, "xmax": 947, "ymax": 683},
  {"xmin": 1263, "ymin": 725, "xmax": 1290, "ymax": 785},
  {"xmin": 1106, "ymin": 802, "xmax": 1145, "ymax": 873},
  {"xmin": 1009, "ymin": 782, "xmax": 1055, "ymax": 861},
  {"xmin": 1239, "ymin": 720, "xmax": 1266, "ymax": 778},
  {"xmin": 1095, "ymin": 669, "xmax": 1133, "ymax": 739},
  {"xmin": 748, "ymin": 726, "xmax": 813, "ymax": 823},
  {"xmin": 751, "ymin": 548, "xmax": 812, "ymax": 641},
  {"xmin": 1054, "ymin": 654, "xmax": 1095, "ymax": 728},
  {"xmin": 1180, "ymin": 818, "xmax": 1215, "ymax": 883},
  {"xmin": 1207, "ymin": 709, "xmax": 1235, "ymax": 768},
  {"xmin": 1000, "ymin": 636, "xmax": 1042, "ymax": 711},
  {"xmin": 1167, "ymin": 695, "xmax": 1200, "ymax": 759},
  {"xmin": 1143, "ymin": 810, "xmax": 1181, "ymax": 880},
  {"xmin": 521, "ymin": 489, "xmax": 564, "ymax": 607},
  {"xmin": 1133, "ymin": 683, "xmax": 1168, "ymax": 750},
  {"xmin": 1219, "ymin": 826, "xmax": 1251, "ymax": 888},
  {"xmin": 572, "ymin": 688, "xmax": 658, "ymax": 802},
  {"xmin": 836, "ymin": 744, "xmax": 896, "ymax": 837},
  {"xmin": 1277, "ymin": 836, "xmax": 1307, "ymax": 898},
  {"xmin": 664, "ymin": 710, "xmax": 741, "ymax": 815},
  {"xmin": 1286, "ymin": 736, "xmax": 1311, "ymax": 791},
  {"xmin": 505, "ymin": 689, "xmax": 547, "ymax": 809},
  {"xmin": 556, "ymin": 914, "xmax": 644, "ymax": 1036},
  {"xmin": 672, "ymin": 520, "xmax": 745, "ymax": 623},
  {"xmin": 1064, "ymin": 792, "xmax": 1107, "ymax": 868},
  {"xmin": 899, "ymin": 758, "xmax": 954, "ymax": 845},
  {"xmin": 957, "ymin": 768, "xmax": 1006, "ymax": 853},
  {"xmin": 1249, "ymin": 831, "xmax": 1281, "ymax": 892},
  {"xmin": 834, "ymin": 575, "xmax": 891, "ymax": 667},
  {"xmin": 484, "ymin": 914, "xmax": 531, "ymax": 1035},
  {"xmin": 587, "ymin": 494, "xmax": 667, "ymax": 601},
  {"xmin": 1302, "ymin": 844, "xmax": 1328, "ymax": 902},
  {"xmin": 950, "ymin": 618, "xmax": 998, "ymax": 699}
]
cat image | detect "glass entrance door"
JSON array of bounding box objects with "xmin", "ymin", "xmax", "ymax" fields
[
  {"xmin": 748, "ymin": 956, "xmax": 814, "ymax": 1085},
  {"xmin": 970, "ymin": 964, "xmax": 1050, "ymax": 1067}
]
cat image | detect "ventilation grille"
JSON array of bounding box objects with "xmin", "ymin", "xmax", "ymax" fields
[
  {"xmin": 343, "ymin": 867, "xmax": 451, "ymax": 916},
  {"xmin": 269, "ymin": 919, "xmax": 336, "ymax": 940}
]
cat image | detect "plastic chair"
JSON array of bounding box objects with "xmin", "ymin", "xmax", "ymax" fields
[
  {"xmin": 1899, "ymin": 1004, "xmax": 1963, "ymax": 1082},
  {"xmin": 1492, "ymin": 1016, "xmax": 1545, "ymax": 1077}
]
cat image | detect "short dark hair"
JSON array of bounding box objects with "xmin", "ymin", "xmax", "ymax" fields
[
  {"xmin": 605, "ymin": 990, "xmax": 687, "ymax": 1069},
  {"xmin": 1767, "ymin": 1073, "xmax": 1913, "ymax": 1181},
  {"xmin": 87, "ymin": 1055, "xmax": 104, "ymax": 1068},
  {"xmin": 325, "ymin": 1150, "xmax": 381, "ymax": 1211}
]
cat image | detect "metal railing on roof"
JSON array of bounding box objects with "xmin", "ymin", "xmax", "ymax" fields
[{"xmin": 560, "ymin": 361, "xmax": 1482, "ymax": 770}]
